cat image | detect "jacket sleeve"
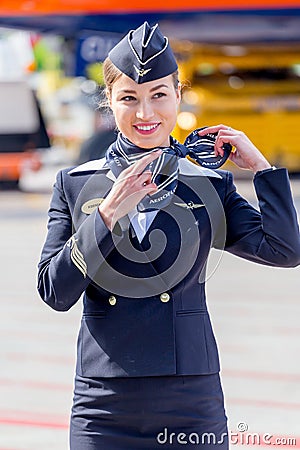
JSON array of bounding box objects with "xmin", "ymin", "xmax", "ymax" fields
[
  {"xmin": 224, "ymin": 168, "xmax": 300, "ymax": 268},
  {"xmin": 37, "ymin": 170, "xmax": 122, "ymax": 311}
]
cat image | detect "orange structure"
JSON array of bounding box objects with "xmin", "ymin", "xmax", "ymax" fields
[{"xmin": 1, "ymin": 0, "xmax": 300, "ymax": 14}]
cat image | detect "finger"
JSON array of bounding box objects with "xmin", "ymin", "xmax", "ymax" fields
[
  {"xmin": 137, "ymin": 171, "xmax": 153, "ymax": 186},
  {"xmin": 131, "ymin": 182, "xmax": 158, "ymax": 199},
  {"xmin": 214, "ymin": 143, "xmax": 224, "ymax": 157},
  {"xmin": 141, "ymin": 184, "xmax": 160, "ymax": 200},
  {"xmin": 198, "ymin": 125, "xmax": 232, "ymax": 135},
  {"xmin": 117, "ymin": 151, "xmax": 162, "ymax": 179},
  {"xmin": 228, "ymin": 151, "xmax": 238, "ymax": 163},
  {"xmin": 116, "ymin": 170, "xmax": 152, "ymax": 187},
  {"xmin": 214, "ymin": 134, "xmax": 233, "ymax": 156},
  {"xmin": 129, "ymin": 150, "xmax": 162, "ymax": 175},
  {"xmin": 142, "ymin": 183, "xmax": 158, "ymax": 195}
]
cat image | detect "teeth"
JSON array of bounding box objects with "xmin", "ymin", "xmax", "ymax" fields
[{"xmin": 136, "ymin": 124, "xmax": 158, "ymax": 131}]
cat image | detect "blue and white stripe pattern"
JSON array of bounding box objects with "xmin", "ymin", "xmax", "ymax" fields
[
  {"xmin": 185, "ymin": 128, "xmax": 232, "ymax": 169},
  {"xmin": 106, "ymin": 129, "xmax": 231, "ymax": 211}
]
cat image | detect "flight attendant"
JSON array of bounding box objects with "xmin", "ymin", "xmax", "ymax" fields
[{"xmin": 37, "ymin": 22, "xmax": 300, "ymax": 449}]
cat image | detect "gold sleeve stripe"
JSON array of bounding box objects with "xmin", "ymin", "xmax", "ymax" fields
[
  {"xmin": 66, "ymin": 236, "xmax": 87, "ymax": 278},
  {"xmin": 71, "ymin": 245, "xmax": 87, "ymax": 278}
]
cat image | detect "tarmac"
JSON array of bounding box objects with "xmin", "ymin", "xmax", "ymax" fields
[{"xmin": 0, "ymin": 177, "xmax": 299, "ymax": 449}]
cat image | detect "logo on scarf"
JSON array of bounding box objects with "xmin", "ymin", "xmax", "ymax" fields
[
  {"xmin": 149, "ymin": 189, "xmax": 175, "ymax": 204},
  {"xmin": 110, "ymin": 149, "xmax": 122, "ymax": 167}
]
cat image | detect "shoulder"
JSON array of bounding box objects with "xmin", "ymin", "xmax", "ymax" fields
[
  {"xmin": 212, "ymin": 168, "xmax": 233, "ymax": 185},
  {"xmin": 178, "ymin": 157, "xmax": 232, "ymax": 185},
  {"xmin": 52, "ymin": 158, "xmax": 110, "ymax": 200},
  {"xmin": 55, "ymin": 157, "xmax": 108, "ymax": 183},
  {"xmin": 67, "ymin": 157, "xmax": 108, "ymax": 175}
]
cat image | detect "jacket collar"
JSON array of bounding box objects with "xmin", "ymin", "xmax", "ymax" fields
[{"xmin": 68, "ymin": 156, "xmax": 222, "ymax": 179}]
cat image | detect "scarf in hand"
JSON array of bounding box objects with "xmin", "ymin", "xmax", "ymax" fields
[{"xmin": 105, "ymin": 128, "xmax": 231, "ymax": 212}]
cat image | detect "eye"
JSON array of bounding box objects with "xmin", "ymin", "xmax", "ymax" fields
[
  {"xmin": 120, "ymin": 95, "xmax": 136, "ymax": 102},
  {"xmin": 153, "ymin": 92, "xmax": 166, "ymax": 99}
]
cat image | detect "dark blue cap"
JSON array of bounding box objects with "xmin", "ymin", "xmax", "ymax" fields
[{"xmin": 108, "ymin": 22, "xmax": 178, "ymax": 84}]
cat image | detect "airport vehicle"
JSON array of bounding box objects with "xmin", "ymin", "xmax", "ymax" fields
[
  {"xmin": 174, "ymin": 43, "xmax": 300, "ymax": 171},
  {"xmin": 0, "ymin": 81, "xmax": 50, "ymax": 182},
  {"xmin": 1, "ymin": 1, "xmax": 300, "ymax": 171}
]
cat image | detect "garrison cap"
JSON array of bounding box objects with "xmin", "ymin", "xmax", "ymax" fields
[{"xmin": 108, "ymin": 22, "xmax": 178, "ymax": 84}]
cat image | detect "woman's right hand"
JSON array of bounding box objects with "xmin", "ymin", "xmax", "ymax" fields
[{"xmin": 99, "ymin": 150, "xmax": 161, "ymax": 231}]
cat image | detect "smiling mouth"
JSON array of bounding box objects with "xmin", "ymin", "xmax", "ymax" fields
[{"xmin": 134, "ymin": 123, "xmax": 160, "ymax": 134}]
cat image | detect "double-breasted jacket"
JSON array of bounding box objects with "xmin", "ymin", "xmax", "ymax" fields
[{"xmin": 38, "ymin": 157, "xmax": 300, "ymax": 378}]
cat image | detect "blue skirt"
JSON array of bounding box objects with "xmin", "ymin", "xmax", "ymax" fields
[{"xmin": 70, "ymin": 373, "xmax": 228, "ymax": 449}]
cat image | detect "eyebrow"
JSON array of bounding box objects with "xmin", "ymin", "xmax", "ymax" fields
[
  {"xmin": 150, "ymin": 84, "xmax": 169, "ymax": 92},
  {"xmin": 118, "ymin": 84, "xmax": 169, "ymax": 95}
]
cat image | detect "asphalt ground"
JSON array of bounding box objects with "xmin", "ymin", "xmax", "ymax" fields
[{"xmin": 0, "ymin": 178, "xmax": 299, "ymax": 450}]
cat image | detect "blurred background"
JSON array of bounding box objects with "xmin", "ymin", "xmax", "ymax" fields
[{"xmin": 0, "ymin": 1, "xmax": 300, "ymax": 449}]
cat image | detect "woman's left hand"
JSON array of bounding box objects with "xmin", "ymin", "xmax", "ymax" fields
[{"xmin": 198, "ymin": 124, "xmax": 271, "ymax": 173}]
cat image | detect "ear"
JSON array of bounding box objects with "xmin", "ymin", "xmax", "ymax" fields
[{"xmin": 176, "ymin": 82, "xmax": 182, "ymax": 105}]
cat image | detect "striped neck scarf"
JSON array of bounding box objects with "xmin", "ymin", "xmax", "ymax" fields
[{"xmin": 106, "ymin": 130, "xmax": 231, "ymax": 212}]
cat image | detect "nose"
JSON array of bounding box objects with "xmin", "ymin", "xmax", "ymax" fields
[{"xmin": 136, "ymin": 99, "xmax": 155, "ymax": 121}]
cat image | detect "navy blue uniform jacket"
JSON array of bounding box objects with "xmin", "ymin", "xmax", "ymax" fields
[{"xmin": 37, "ymin": 157, "xmax": 300, "ymax": 378}]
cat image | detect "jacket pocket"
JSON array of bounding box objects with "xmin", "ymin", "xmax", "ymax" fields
[
  {"xmin": 176, "ymin": 309, "xmax": 208, "ymax": 316},
  {"xmin": 82, "ymin": 311, "xmax": 107, "ymax": 318}
]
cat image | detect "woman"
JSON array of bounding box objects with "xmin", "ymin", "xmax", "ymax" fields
[{"xmin": 37, "ymin": 22, "xmax": 300, "ymax": 449}]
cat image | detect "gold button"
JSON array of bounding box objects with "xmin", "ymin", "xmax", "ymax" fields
[
  {"xmin": 108, "ymin": 295, "xmax": 117, "ymax": 306},
  {"xmin": 160, "ymin": 292, "xmax": 170, "ymax": 303}
]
